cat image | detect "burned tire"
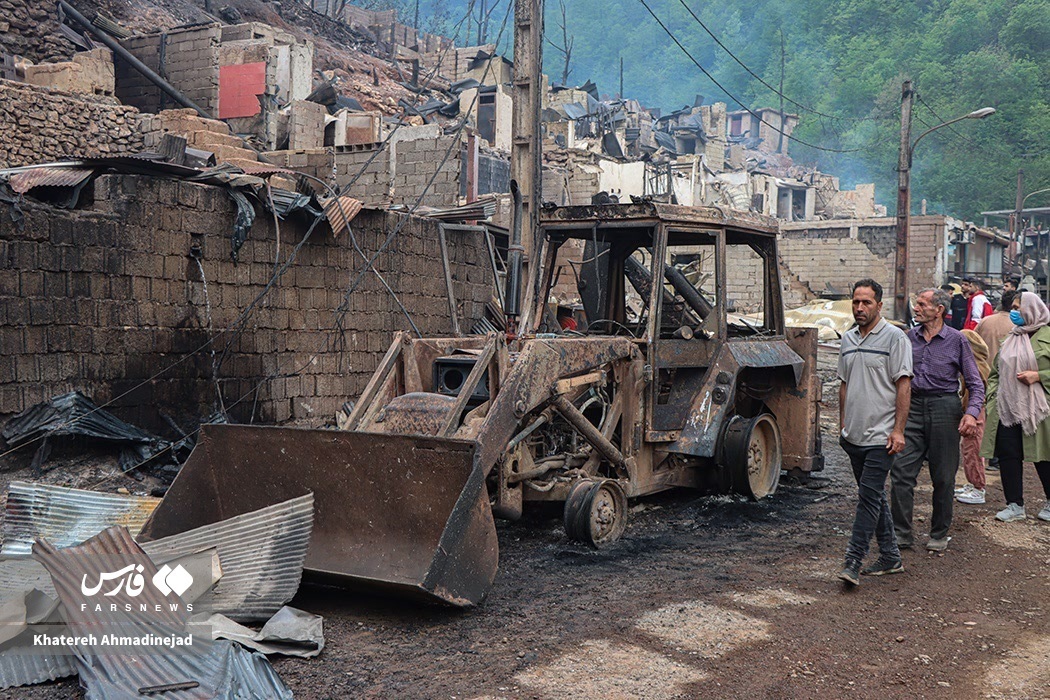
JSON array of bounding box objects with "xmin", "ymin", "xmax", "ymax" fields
[
  {"xmin": 722, "ymin": 413, "xmax": 782, "ymax": 500},
  {"xmin": 563, "ymin": 479, "xmax": 628, "ymax": 548}
]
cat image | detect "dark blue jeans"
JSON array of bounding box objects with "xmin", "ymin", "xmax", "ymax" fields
[{"xmin": 841, "ymin": 438, "xmax": 900, "ymax": 563}]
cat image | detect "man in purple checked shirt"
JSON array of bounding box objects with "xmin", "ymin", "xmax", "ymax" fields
[{"xmin": 891, "ymin": 287, "xmax": 985, "ymax": 553}]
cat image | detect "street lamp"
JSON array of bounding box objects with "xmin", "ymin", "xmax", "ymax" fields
[{"xmin": 894, "ymin": 79, "xmax": 996, "ymax": 321}]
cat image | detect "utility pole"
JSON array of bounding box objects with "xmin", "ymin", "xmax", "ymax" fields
[
  {"xmin": 507, "ymin": 0, "xmax": 544, "ymax": 334},
  {"xmin": 619, "ymin": 57, "xmax": 624, "ymax": 99},
  {"xmin": 777, "ymin": 29, "xmax": 785, "ymax": 154},
  {"xmin": 894, "ymin": 79, "xmax": 914, "ymax": 322},
  {"xmin": 1014, "ymin": 168, "xmax": 1024, "ymax": 272}
]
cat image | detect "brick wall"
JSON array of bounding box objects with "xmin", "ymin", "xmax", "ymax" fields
[
  {"xmin": 778, "ymin": 223, "xmax": 894, "ymax": 307},
  {"xmin": 0, "ymin": 79, "xmax": 144, "ymax": 167},
  {"xmin": 725, "ymin": 245, "xmax": 765, "ymax": 313},
  {"xmin": 776, "ymin": 217, "xmax": 944, "ymax": 312},
  {"xmin": 0, "ymin": 0, "xmax": 77, "ymax": 63},
  {"xmin": 115, "ymin": 25, "xmax": 221, "ymax": 115},
  {"xmin": 0, "ymin": 174, "xmax": 492, "ymax": 429}
]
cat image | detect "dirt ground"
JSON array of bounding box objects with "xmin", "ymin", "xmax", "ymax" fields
[{"xmin": 2, "ymin": 365, "xmax": 1050, "ymax": 699}]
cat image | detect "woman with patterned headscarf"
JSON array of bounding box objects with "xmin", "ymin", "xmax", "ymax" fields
[{"xmin": 980, "ymin": 292, "xmax": 1050, "ymax": 522}]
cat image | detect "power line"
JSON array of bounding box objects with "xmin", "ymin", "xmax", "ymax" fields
[
  {"xmin": 674, "ymin": 0, "xmax": 890, "ymax": 125},
  {"xmin": 637, "ymin": 0, "xmax": 889, "ymax": 155}
]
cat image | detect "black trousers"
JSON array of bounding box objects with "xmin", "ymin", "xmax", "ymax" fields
[
  {"xmin": 994, "ymin": 422, "xmax": 1050, "ymax": 506},
  {"xmin": 891, "ymin": 394, "xmax": 962, "ymax": 543}
]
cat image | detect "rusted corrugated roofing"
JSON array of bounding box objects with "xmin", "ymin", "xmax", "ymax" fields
[
  {"xmin": 32, "ymin": 526, "xmax": 292, "ymax": 700},
  {"xmin": 322, "ymin": 195, "xmax": 364, "ymax": 237},
  {"xmin": 2, "ymin": 481, "xmax": 160, "ymax": 558},
  {"xmin": 5, "ymin": 167, "xmax": 94, "ymax": 194},
  {"xmin": 141, "ymin": 494, "xmax": 314, "ymax": 623},
  {"xmin": 238, "ymin": 162, "xmax": 298, "ymax": 177}
]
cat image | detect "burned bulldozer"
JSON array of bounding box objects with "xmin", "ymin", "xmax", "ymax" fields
[{"xmin": 141, "ymin": 202, "xmax": 822, "ymax": 607}]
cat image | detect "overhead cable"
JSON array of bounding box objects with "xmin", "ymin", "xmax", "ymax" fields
[{"xmin": 637, "ymin": 0, "xmax": 889, "ymax": 155}]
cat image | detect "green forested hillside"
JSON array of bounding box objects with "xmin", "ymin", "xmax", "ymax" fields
[{"xmin": 365, "ymin": 0, "xmax": 1049, "ymax": 220}]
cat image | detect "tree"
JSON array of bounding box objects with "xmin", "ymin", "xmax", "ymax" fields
[{"xmin": 544, "ymin": 0, "xmax": 574, "ymax": 85}]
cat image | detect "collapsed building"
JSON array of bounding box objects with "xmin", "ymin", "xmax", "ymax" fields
[{"xmin": 0, "ymin": 0, "xmax": 1012, "ymax": 426}]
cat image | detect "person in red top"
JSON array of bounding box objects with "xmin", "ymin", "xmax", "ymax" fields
[{"xmin": 961, "ymin": 278, "xmax": 993, "ymax": 330}]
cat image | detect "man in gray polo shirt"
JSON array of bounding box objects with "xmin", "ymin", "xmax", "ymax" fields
[{"xmin": 837, "ymin": 278, "xmax": 913, "ymax": 586}]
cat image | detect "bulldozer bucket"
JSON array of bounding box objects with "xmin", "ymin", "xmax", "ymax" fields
[{"xmin": 139, "ymin": 424, "xmax": 497, "ymax": 607}]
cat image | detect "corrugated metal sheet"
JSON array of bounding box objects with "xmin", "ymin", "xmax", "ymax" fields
[
  {"xmin": 0, "ymin": 648, "xmax": 77, "ymax": 688},
  {"xmin": 237, "ymin": 162, "xmax": 297, "ymax": 177},
  {"xmin": 2, "ymin": 481, "xmax": 160, "ymax": 558},
  {"xmin": 1, "ymin": 392, "xmax": 169, "ymax": 471},
  {"xmin": 32, "ymin": 527, "xmax": 292, "ymax": 700},
  {"xmin": 0, "ymin": 494, "xmax": 310, "ymax": 689},
  {"xmin": 141, "ymin": 494, "xmax": 314, "ymax": 623},
  {"xmin": 0, "ymin": 495, "xmax": 312, "ymax": 624},
  {"xmin": 6, "ymin": 167, "xmax": 94, "ymax": 194},
  {"xmin": 322, "ymin": 195, "xmax": 363, "ymax": 237}
]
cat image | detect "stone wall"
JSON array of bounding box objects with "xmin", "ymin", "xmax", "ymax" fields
[
  {"xmin": 0, "ymin": 174, "xmax": 493, "ymax": 429},
  {"xmin": 0, "ymin": 79, "xmax": 143, "ymax": 167},
  {"xmin": 0, "ymin": 0, "xmax": 77, "ymax": 64}
]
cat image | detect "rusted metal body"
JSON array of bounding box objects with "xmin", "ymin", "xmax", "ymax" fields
[{"xmin": 147, "ymin": 202, "xmax": 822, "ymax": 607}]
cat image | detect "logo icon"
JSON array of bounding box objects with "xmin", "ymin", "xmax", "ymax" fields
[{"xmin": 151, "ymin": 565, "xmax": 194, "ymax": 597}]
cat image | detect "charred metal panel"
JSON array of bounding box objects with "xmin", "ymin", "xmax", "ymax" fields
[
  {"xmin": 651, "ymin": 367, "xmax": 708, "ymax": 432},
  {"xmin": 765, "ymin": 327, "xmax": 824, "ymax": 473},
  {"xmin": 141, "ymin": 425, "xmax": 494, "ymax": 607},
  {"xmin": 666, "ymin": 344, "xmax": 740, "ymax": 458},
  {"xmin": 2, "ymin": 482, "xmax": 160, "ymax": 558},
  {"xmin": 727, "ymin": 339, "xmax": 805, "ymax": 384}
]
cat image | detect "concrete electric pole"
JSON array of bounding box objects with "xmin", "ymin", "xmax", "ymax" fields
[
  {"xmin": 894, "ymin": 79, "xmax": 914, "ymax": 322},
  {"xmin": 1014, "ymin": 168, "xmax": 1025, "ymax": 270},
  {"xmin": 507, "ymin": 0, "xmax": 544, "ymax": 333}
]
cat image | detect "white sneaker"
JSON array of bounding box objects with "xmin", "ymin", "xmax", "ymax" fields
[
  {"xmin": 955, "ymin": 484, "xmax": 972, "ymax": 495},
  {"xmin": 1038, "ymin": 503, "xmax": 1050, "ymax": 522},
  {"xmin": 957, "ymin": 488, "xmax": 986, "ymax": 504},
  {"xmin": 996, "ymin": 503, "xmax": 1026, "ymax": 522}
]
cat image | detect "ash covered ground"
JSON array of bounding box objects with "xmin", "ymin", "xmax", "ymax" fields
[{"xmin": 2, "ymin": 362, "xmax": 1049, "ymax": 699}]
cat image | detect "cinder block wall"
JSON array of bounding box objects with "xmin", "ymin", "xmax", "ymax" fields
[
  {"xmin": 0, "ymin": 79, "xmax": 144, "ymax": 167},
  {"xmin": 390, "ymin": 135, "xmax": 462, "ymax": 206},
  {"xmin": 0, "ymin": 174, "xmax": 492, "ymax": 429},
  {"xmin": 265, "ymin": 135, "xmax": 464, "ymax": 207},
  {"xmin": 115, "ymin": 25, "xmax": 221, "ymax": 115},
  {"xmin": 776, "ymin": 218, "xmax": 940, "ymax": 311}
]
